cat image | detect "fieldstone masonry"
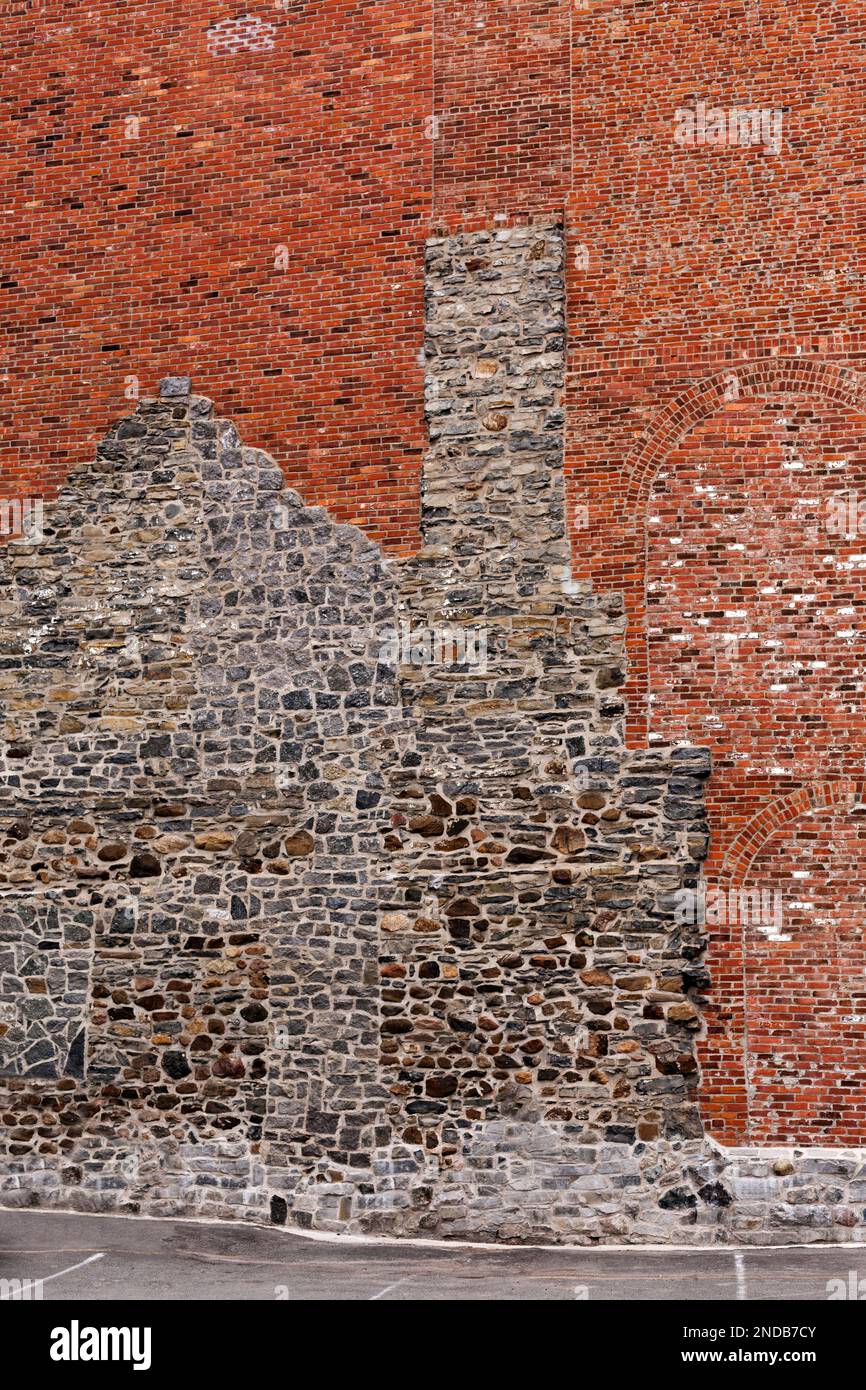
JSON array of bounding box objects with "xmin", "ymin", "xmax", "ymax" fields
[{"xmin": 1, "ymin": 227, "xmax": 864, "ymax": 1244}]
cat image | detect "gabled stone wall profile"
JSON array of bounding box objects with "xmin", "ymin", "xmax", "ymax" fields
[{"xmin": 2, "ymin": 227, "xmax": 865, "ymax": 1245}]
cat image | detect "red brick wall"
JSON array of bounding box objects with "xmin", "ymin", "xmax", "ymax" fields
[
  {"xmin": 431, "ymin": 0, "xmax": 570, "ymax": 231},
  {"xmin": 645, "ymin": 401, "xmax": 866, "ymax": 1141},
  {"xmin": 725, "ymin": 804, "xmax": 866, "ymax": 1146},
  {"xmin": 5, "ymin": 0, "xmax": 866, "ymax": 1145},
  {"xmin": 562, "ymin": 0, "xmax": 866, "ymax": 1145},
  {"xmin": 1, "ymin": 0, "xmax": 431, "ymax": 549}
]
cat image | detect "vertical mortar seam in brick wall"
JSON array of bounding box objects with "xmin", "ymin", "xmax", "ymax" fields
[
  {"xmin": 739, "ymin": 909, "xmax": 754, "ymax": 1145},
  {"xmin": 431, "ymin": 0, "xmax": 437, "ymax": 222},
  {"xmin": 642, "ymin": 489, "xmax": 650, "ymax": 746},
  {"xmin": 567, "ymin": 0, "xmax": 574, "ymax": 192}
]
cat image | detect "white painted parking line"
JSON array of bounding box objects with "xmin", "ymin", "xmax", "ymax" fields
[
  {"xmin": 40, "ymin": 1253, "xmax": 105, "ymax": 1287},
  {"xmin": 735, "ymin": 1252, "xmax": 747, "ymax": 1301},
  {"xmin": 370, "ymin": 1277, "xmax": 411, "ymax": 1301}
]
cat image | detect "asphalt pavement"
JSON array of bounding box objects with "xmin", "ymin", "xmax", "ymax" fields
[{"xmin": 0, "ymin": 1208, "xmax": 864, "ymax": 1301}]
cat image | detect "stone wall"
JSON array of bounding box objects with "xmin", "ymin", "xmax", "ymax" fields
[
  {"xmin": 6, "ymin": 1, "xmax": 866, "ymax": 1165},
  {"xmin": 1, "ymin": 226, "xmax": 864, "ymax": 1245},
  {"xmin": 0, "ymin": 381, "xmax": 401, "ymax": 1219}
]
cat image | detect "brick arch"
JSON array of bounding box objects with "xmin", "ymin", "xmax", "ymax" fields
[
  {"xmin": 638, "ymin": 375, "xmax": 866, "ymax": 1145},
  {"xmin": 626, "ymin": 356, "xmax": 866, "ymax": 512},
  {"xmin": 716, "ymin": 780, "xmax": 866, "ymax": 887},
  {"xmin": 706, "ymin": 778, "xmax": 866, "ymax": 1146},
  {"xmin": 610, "ymin": 355, "xmax": 866, "ymax": 745}
]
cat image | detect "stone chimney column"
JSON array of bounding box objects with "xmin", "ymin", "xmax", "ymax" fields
[{"xmin": 421, "ymin": 225, "xmax": 570, "ymax": 611}]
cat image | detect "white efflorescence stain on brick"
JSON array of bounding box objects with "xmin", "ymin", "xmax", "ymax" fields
[{"xmin": 207, "ymin": 14, "xmax": 277, "ymax": 57}]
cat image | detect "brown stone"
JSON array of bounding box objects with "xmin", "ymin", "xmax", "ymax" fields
[
  {"xmin": 382, "ymin": 1018, "xmax": 413, "ymax": 1035},
  {"xmin": 212, "ymin": 1055, "xmax": 245, "ymax": 1078},
  {"xmin": 483, "ymin": 411, "xmax": 509, "ymax": 432},
  {"xmin": 425, "ymin": 1075, "xmax": 457, "ymax": 1098},
  {"xmin": 667, "ymin": 1003, "xmax": 698, "ymax": 1023},
  {"xmin": 283, "ymin": 829, "xmax": 315, "ymax": 857},
  {"xmin": 445, "ymin": 897, "xmax": 480, "ymax": 917},
  {"xmin": 195, "ymin": 831, "xmax": 234, "ymax": 852},
  {"xmin": 412, "ymin": 917, "xmax": 440, "ymax": 933},
  {"xmin": 129, "ymin": 852, "xmax": 160, "ymax": 877},
  {"xmin": 505, "ymin": 844, "xmax": 554, "ymax": 864},
  {"xmin": 408, "ymin": 815, "xmax": 444, "ymax": 837},
  {"xmin": 617, "ymin": 974, "xmax": 651, "ymax": 991},
  {"xmin": 580, "ymin": 968, "xmax": 612, "ymax": 986},
  {"xmin": 552, "ymin": 825, "xmax": 585, "ymax": 854},
  {"xmin": 381, "ymin": 912, "xmax": 412, "ymax": 933},
  {"xmin": 97, "ymin": 842, "xmax": 128, "ymax": 862}
]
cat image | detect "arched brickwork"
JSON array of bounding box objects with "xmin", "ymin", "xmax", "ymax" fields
[
  {"xmin": 626, "ymin": 359, "xmax": 866, "ymax": 510},
  {"xmin": 573, "ymin": 356, "xmax": 866, "ymax": 747},
  {"xmin": 630, "ymin": 371, "xmax": 866, "ymax": 1145},
  {"xmin": 702, "ymin": 783, "xmax": 866, "ymax": 1145},
  {"xmin": 717, "ymin": 780, "xmax": 866, "ymax": 887}
]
